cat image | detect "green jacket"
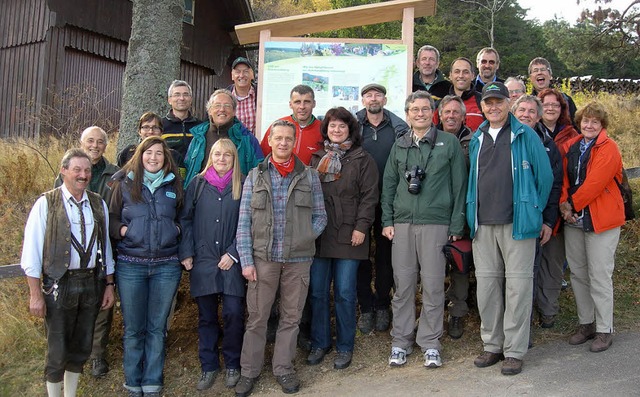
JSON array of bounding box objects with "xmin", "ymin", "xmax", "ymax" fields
[{"xmin": 381, "ymin": 126, "xmax": 468, "ymax": 236}]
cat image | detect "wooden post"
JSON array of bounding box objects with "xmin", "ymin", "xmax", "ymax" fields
[
  {"xmin": 402, "ymin": 7, "xmax": 415, "ymax": 96},
  {"xmin": 256, "ymin": 29, "xmax": 271, "ymax": 141}
]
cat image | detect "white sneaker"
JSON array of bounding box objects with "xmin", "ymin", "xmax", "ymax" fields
[
  {"xmin": 388, "ymin": 346, "xmax": 412, "ymax": 367},
  {"xmin": 423, "ymin": 348, "xmax": 442, "ymax": 368}
]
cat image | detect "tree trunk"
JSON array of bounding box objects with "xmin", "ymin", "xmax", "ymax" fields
[{"xmin": 117, "ymin": 0, "xmax": 184, "ymax": 153}]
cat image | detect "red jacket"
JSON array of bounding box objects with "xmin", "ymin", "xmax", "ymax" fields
[
  {"xmin": 260, "ymin": 115, "xmax": 323, "ymax": 165},
  {"xmin": 560, "ymin": 129, "xmax": 625, "ymax": 233}
]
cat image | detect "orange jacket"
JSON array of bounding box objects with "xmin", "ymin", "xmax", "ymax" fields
[{"xmin": 560, "ymin": 128, "xmax": 625, "ymax": 233}]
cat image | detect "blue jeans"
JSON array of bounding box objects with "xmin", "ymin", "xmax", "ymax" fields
[
  {"xmin": 309, "ymin": 257, "xmax": 359, "ymax": 352},
  {"xmin": 116, "ymin": 259, "xmax": 181, "ymax": 393},
  {"xmin": 196, "ymin": 294, "xmax": 245, "ymax": 372}
]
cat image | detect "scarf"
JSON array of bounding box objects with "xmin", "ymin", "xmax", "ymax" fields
[
  {"xmin": 204, "ymin": 167, "xmax": 233, "ymax": 193},
  {"xmin": 143, "ymin": 169, "xmax": 165, "ymax": 194},
  {"xmin": 270, "ymin": 156, "xmax": 295, "ymax": 177},
  {"xmin": 316, "ymin": 139, "xmax": 353, "ymax": 182}
]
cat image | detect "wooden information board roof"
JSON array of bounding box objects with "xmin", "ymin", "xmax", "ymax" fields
[{"xmin": 234, "ymin": 0, "xmax": 436, "ymax": 45}]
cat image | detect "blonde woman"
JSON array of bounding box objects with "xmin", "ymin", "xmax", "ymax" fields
[{"xmin": 179, "ymin": 138, "xmax": 245, "ymax": 391}]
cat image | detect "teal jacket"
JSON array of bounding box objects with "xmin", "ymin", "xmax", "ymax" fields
[
  {"xmin": 466, "ymin": 114, "xmax": 553, "ymax": 240},
  {"xmin": 381, "ymin": 126, "xmax": 468, "ymax": 236},
  {"xmin": 183, "ymin": 118, "xmax": 263, "ymax": 187}
]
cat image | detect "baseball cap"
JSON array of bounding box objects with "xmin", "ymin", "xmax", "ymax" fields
[
  {"xmin": 481, "ymin": 81, "xmax": 509, "ymax": 100},
  {"xmin": 232, "ymin": 57, "xmax": 254, "ymax": 71},
  {"xmin": 361, "ymin": 83, "xmax": 387, "ymax": 96}
]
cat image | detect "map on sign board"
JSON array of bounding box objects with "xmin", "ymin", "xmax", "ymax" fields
[{"xmin": 259, "ymin": 40, "xmax": 409, "ymax": 136}]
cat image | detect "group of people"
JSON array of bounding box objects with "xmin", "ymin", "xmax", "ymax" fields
[{"xmin": 21, "ymin": 47, "xmax": 626, "ymax": 397}]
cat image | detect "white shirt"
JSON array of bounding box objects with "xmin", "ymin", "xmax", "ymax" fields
[{"xmin": 20, "ymin": 184, "xmax": 115, "ymax": 278}]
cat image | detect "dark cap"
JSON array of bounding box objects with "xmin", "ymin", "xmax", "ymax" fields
[
  {"xmin": 232, "ymin": 57, "xmax": 254, "ymax": 71},
  {"xmin": 361, "ymin": 83, "xmax": 387, "ymax": 96},
  {"xmin": 481, "ymin": 81, "xmax": 509, "ymax": 100}
]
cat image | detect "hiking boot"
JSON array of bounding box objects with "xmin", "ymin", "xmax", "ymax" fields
[
  {"xmin": 90, "ymin": 358, "xmax": 109, "ymax": 378},
  {"xmin": 276, "ymin": 373, "xmax": 300, "ymax": 394},
  {"xmin": 334, "ymin": 351, "xmax": 353, "ymax": 370},
  {"xmin": 569, "ymin": 322, "xmax": 596, "ymax": 345},
  {"xmin": 196, "ymin": 370, "xmax": 218, "ymax": 391},
  {"xmin": 375, "ymin": 309, "xmax": 391, "ymax": 332},
  {"xmin": 144, "ymin": 393, "xmax": 160, "ymax": 397},
  {"xmin": 388, "ymin": 346, "xmax": 412, "ymax": 367},
  {"xmin": 297, "ymin": 332, "xmax": 312, "ymax": 352},
  {"xmin": 473, "ymin": 351, "xmax": 504, "ymax": 368},
  {"xmin": 235, "ymin": 376, "xmax": 257, "ymax": 397},
  {"xmin": 501, "ymin": 357, "xmax": 523, "ymax": 375},
  {"xmin": 448, "ymin": 316, "xmax": 464, "ymax": 339},
  {"xmin": 423, "ymin": 349, "xmax": 442, "ymax": 368},
  {"xmin": 307, "ymin": 347, "xmax": 331, "ymax": 365},
  {"xmin": 225, "ymin": 368, "xmax": 241, "ymax": 388},
  {"xmin": 590, "ymin": 332, "xmax": 613, "ymax": 352},
  {"xmin": 358, "ymin": 312, "xmax": 374, "ymax": 334},
  {"xmin": 540, "ymin": 315, "xmax": 556, "ymax": 329},
  {"xmin": 127, "ymin": 392, "xmax": 143, "ymax": 397}
]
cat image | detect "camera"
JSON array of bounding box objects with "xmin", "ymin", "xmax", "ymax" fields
[{"xmin": 405, "ymin": 165, "xmax": 426, "ymax": 194}]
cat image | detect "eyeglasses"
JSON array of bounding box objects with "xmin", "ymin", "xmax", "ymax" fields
[
  {"xmin": 212, "ymin": 104, "xmax": 234, "ymax": 110},
  {"xmin": 171, "ymin": 93, "xmax": 191, "ymax": 98},
  {"xmin": 542, "ymin": 103, "xmax": 561, "ymax": 109},
  {"xmin": 233, "ymin": 69, "xmax": 252, "ymax": 76},
  {"xmin": 140, "ymin": 126, "xmax": 162, "ymax": 132},
  {"xmin": 509, "ymin": 89, "xmax": 524, "ymax": 95},
  {"xmin": 408, "ymin": 107, "xmax": 432, "ymax": 114},
  {"xmin": 480, "ymin": 59, "xmax": 496, "ymax": 65},
  {"xmin": 531, "ymin": 67, "xmax": 549, "ymax": 74}
]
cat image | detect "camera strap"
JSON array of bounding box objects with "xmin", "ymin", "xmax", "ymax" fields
[{"xmin": 406, "ymin": 129, "xmax": 437, "ymax": 174}]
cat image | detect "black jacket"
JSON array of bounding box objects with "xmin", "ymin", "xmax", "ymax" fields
[
  {"xmin": 412, "ymin": 69, "xmax": 452, "ymax": 100},
  {"xmin": 534, "ymin": 123, "xmax": 563, "ymax": 228}
]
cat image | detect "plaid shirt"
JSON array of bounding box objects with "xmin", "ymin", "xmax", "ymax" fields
[
  {"xmin": 237, "ymin": 161, "xmax": 326, "ymax": 267},
  {"xmin": 233, "ymin": 85, "xmax": 256, "ymax": 135}
]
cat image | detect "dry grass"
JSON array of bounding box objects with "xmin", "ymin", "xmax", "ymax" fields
[{"xmin": 0, "ymin": 94, "xmax": 639, "ymax": 396}]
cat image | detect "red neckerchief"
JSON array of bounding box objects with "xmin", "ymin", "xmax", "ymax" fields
[{"xmin": 270, "ymin": 156, "xmax": 295, "ymax": 177}]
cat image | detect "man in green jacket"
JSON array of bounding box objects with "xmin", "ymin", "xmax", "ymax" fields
[{"xmin": 381, "ymin": 91, "xmax": 467, "ymax": 370}]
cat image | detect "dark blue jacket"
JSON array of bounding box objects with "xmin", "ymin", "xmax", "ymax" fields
[
  {"xmin": 109, "ymin": 170, "xmax": 181, "ymax": 258},
  {"xmin": 179, "ymin": 175, "xmax": 245, "ymax": 298}
]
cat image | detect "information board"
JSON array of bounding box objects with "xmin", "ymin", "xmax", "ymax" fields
[{"xmin": 259, "ymin": 40, "xmax": 409, "ymax": 136}]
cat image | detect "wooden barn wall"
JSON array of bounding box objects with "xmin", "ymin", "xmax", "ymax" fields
[
  {"xmin": 0, "ymin": 42, "xmax": 47, "ymax": 139},
  {"xmin": 182, "ymin": 1, "xmax": 232, "ymax": 73},
  {"xmin": 180, "ymin": 62, "xmax": 232, "ymax": 120},
  {"xmin": 47, "ymin": 0, "xmax": 132, "ymax": 42},
  {"xmin": 59, "ymin": 49, "xmax": 125, "ymax": 136},
  {"xmin": 0, "ymin": 0, "xmax": 50, "ymax": 48}
]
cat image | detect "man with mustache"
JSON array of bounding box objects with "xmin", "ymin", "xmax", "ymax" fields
[
  {"xmin": 22, "ymin": 149, "xmax": 115, "ymax": 397},
  {"xmin": 54, "ymin": 126, "xmax": 119, "ymax": 378}
]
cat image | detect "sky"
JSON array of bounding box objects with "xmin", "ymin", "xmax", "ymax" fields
[{"xmin": 517, "ymin": 0, "xmax": 633, "ymax": 23}]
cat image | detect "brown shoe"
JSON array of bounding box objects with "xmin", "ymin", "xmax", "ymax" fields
[
  {"xmin": 568, "ymin": 323, "xmax": 596, "ymax": 345},
  {"xmin": 590, "ymin": 332, "xmax": 613, "ymax": 352},
  {"xmin": 501, "ymin": 357, "xmax": 523, "ymax": 375},
  {"xmin": 473, "ymin": 351, "xmax": 504, "ymax": 368}
]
